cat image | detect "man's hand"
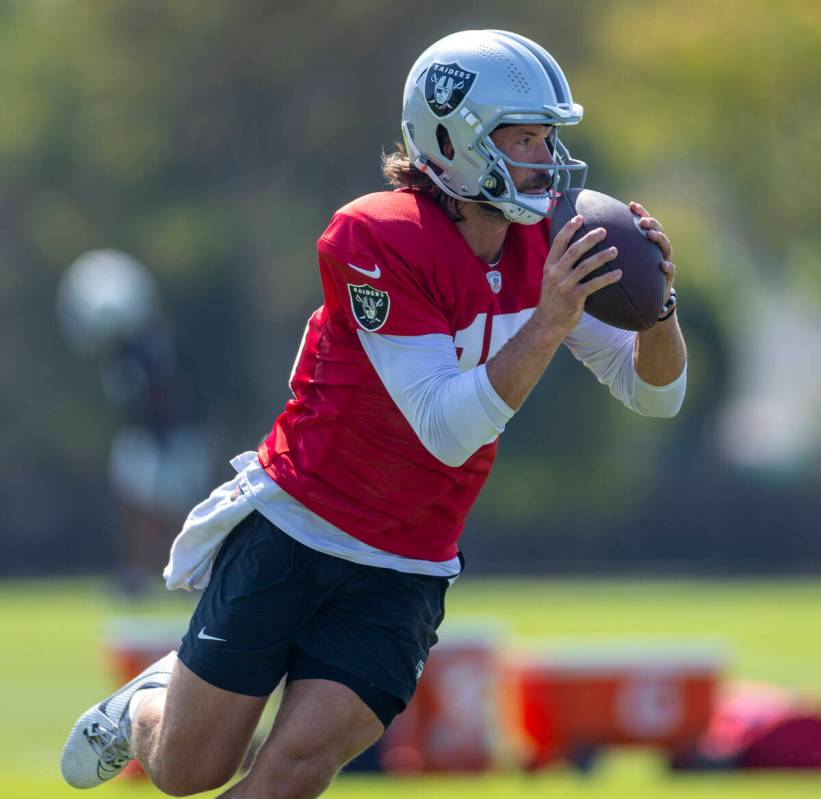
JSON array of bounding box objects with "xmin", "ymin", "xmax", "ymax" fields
[
  {"xmin": 629, "ymin": 201, "xmax": 676, "ymax": 305},
  {"xmin": 533, "ymin": 215, "xmax": 622, "ymax": 339}
]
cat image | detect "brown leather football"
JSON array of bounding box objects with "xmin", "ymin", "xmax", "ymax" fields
[{"xmin": 549, "ymin": 188, "xmax": 666, "ymax": 331}]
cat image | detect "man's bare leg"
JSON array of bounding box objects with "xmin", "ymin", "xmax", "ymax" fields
[
  {"xmin": 130, "ymin": 660, "xmax": 268, "ymax": 796},
  {"xmin": 217, "ymin": 679, "xmax": 384, "ymax": 799}
]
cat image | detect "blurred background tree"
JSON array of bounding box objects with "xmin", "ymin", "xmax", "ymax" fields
[{"xmin": 0, "ymin": 0, "xmax": 818, "ymax": 576}]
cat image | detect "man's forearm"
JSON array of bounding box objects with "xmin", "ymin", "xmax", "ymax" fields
[
  {"xmin": 634, "ymin": 312, "xmax": 686, "ymax": 386},
  {"xmin": 486, "ymin": 317, "xmax": 564, "ymax": 410}
]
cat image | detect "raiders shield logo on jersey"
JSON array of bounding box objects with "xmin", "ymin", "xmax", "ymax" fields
[
  {"xmin": 348, "ymin": 283, "xmax": 390, "ymax": 331},
  {"xmin": 425, "ymin": 62, "xmax": 478, "ymax": 117}
]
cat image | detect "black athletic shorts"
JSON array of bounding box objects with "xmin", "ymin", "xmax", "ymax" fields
[{"xmin": 178, "ymin": 511, "xmax": 456, "ymax": 728}]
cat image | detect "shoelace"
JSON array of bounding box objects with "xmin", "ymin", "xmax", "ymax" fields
[{"xmin": 84, "ymin": 721, "xmax": 133, "ymax": 771}]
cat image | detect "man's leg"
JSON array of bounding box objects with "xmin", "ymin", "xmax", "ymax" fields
[
  {"xmin": 131, "ymin": 659, "xmax": 268, "ymax": 796},
  {"xmin": 217, "ymin": 679, "xmax": 384, "ymax": 799}
]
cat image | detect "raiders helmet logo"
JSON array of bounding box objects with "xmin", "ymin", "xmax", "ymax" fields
[
  {"xmin": 425, "ymin": 62, "xmax": 477, "ymax": 118},
  {"xmin": 348, "ymin": 283, "xmax": 390, "ymax": 331}
]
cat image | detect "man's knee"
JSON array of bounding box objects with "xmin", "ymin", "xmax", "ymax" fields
[
  {"xmin": 150, "ymin": 755, "xmax": 238, "ymax": 797},
  {"xmin": 281, "ymin": 753, "xmax": 338, "ymax": 799},
  {"xmin": 236, "ymin": 749, "xmax": 339, "ymax": 799},
  {"xmin": 143, "ymin": 711, "xmax": 249, "ymax": 796}
]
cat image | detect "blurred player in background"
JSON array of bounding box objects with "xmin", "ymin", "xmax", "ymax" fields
[
  {"xmin": 56, "ymin": 250, "xmax": 211, "ymax": 593},
  {"xmin": 62, "ymin": 29, "xmax": 686, "ymax": 798}
]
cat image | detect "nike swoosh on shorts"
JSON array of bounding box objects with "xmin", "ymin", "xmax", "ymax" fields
[{"xmin": 198, "ymin": 627, "xmax": 227, "ymax": 642}]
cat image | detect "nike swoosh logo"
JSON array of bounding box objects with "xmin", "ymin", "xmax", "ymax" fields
[
  {"xmin": 198, "ymin": 627, "xmax": 227, "ymax": 642},
  {"xmin": 347, "ymin": 262, "xmax": 381, "ymax": 279}
]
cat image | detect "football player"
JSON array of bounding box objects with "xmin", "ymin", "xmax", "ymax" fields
[{"xmin": 62, "ymin": 29, "xmax": 685, "ymax": 799}]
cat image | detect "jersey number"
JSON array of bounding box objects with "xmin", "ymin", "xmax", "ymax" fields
[{"xmin": 454, "ymin": 308, "xmax": 535, "ymax": 371}]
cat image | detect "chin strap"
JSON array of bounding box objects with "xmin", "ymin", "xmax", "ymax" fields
[
  {"xmin": 497, "ymin": 192, "xmax": 552, "ymax": 224},
  {"xmin": 487, "ymin": 161, "xmax": 555, "ymax": 225}
]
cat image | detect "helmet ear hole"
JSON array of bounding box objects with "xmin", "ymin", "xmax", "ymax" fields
[{"xmin": 436, "ymin": 124, "xmax": 454, "ymax": 160}]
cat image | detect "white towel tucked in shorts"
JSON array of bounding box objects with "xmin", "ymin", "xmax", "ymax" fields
[{"xmin": 162, "ymin": 453, "xmax": 256, "ymax": 591}]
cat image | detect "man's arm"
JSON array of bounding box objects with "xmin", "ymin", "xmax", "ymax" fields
[
  {"xmin": 634, "ymin": 312, "xmax": 686, "ymax": 385},
  {"xmin": 490, "ymin": 201, "xmax": 686, "ymax": 418},
  {"xmin": 357, "ymin": 331, "xmax": 511, "ymax": 468},
  {"xmin": 629, "ymin": 200, "xmax": 686, "ymax": 387},
  {"xmin": 557, "ymin": 201, "xmax": 686, "ymax": 416},
  {"xmin": 484, "ymin": 315, "xmax": 564, "ymax": 411},
  {"xmin": 486, "ymin": 216, "xmax": 622, "ymax": 409},
  {"xmin": 563, "ymin": 312, "xmax": 686, "ymax": 418}
]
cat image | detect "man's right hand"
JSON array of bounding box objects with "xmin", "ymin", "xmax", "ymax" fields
[{"xmin": 533, "ymin": 215, "xmax": 622, "ymax": 339}]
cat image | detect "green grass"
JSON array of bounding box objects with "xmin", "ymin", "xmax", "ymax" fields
[{"xmin": 2, "ymin": 577, "xmax": 821, "ymax": 798}]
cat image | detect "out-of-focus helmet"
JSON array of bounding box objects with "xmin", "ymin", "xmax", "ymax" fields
[
  {"xmin": 402, "ymin": 29, "xmax": 587, "ymax": 224},
  {"xmin": 56, "ymin": 249, "xmax": 159, "ymax": 356}
]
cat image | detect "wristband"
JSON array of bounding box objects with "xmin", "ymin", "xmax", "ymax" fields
[{"xmin": 658, "ymin": 287, "xmax": 677, "ymax": 321}]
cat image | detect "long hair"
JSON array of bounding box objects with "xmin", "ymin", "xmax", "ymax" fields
[{"xmin": 380, "ymin": 141, "xmax": 464, "ymax": 221}]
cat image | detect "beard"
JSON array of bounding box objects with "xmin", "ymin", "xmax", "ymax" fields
[{"xmin": 519, "ymin": 171, "xmax": 553, "ymax": 194}]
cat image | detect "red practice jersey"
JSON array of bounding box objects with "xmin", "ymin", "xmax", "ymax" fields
[{"xmin": 259, "ymin": 189, "xmax": 550, "ymax": 561}]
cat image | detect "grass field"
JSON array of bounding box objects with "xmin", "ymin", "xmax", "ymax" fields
[{"xmin": 3, "ymin": 576, "xmax": 821, "ymax": 798}]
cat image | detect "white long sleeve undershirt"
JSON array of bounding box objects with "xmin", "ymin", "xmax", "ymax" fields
[
  {"xmin": 358, "ymin": 330, "xmax": 513, "ymax": 467},
  {"xmin": 358, "ymin": 312, "xmax": 686, "ymax": 468},
  {"xmin": 564, "ymin": 313, "xmax": 687, "ymax": 419}
]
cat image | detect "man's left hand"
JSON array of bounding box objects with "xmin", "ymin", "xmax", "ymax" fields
[{"xmin": 629, "ymin": 201, "xmax": 676, "ymax": 304}]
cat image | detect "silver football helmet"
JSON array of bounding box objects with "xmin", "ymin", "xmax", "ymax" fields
[{"xmin": 402, "ymin": 29, "xmax": 587, "ymax": 224}]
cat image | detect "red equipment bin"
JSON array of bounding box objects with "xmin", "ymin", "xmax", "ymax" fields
[{"xmin": 506, "ymin": 644, "xmax": 724, "ymax": 768}]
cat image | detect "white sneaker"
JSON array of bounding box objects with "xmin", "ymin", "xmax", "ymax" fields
[{"xmin": 60, "ymin": 651, "xmax": 177, "ymax": 789}]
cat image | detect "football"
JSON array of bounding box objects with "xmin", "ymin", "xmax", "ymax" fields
[{"xmin": 549, "ymin": 188, "xmax": 666, "ymax": 331}]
